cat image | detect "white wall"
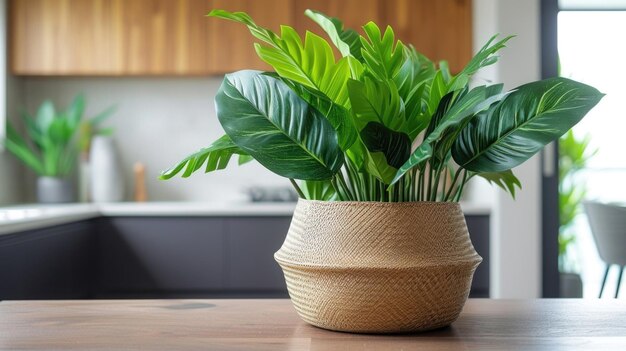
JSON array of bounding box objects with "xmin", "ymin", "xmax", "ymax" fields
[
  {"xmin": 20, "ymin": 77, "xmax": 288, "ymax": 202},
  {"xmin": 474, "ymin": 0, "xmax": 543, "ymax": 298},
  {"xmin": 0, "ymin": 0, "xmax": 25, "ymax": 206}
]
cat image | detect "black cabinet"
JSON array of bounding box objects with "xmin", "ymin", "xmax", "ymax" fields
[
  {"xmin": 96, "ymin": 217, "xmax": 227, "ymax": 297},
  {"xmin": 465, "ymin": 215, "xmax": 490, "ymax": 297},
  {"xmin": 224, "ymin": 217, "xmax": 290, "ymax": 294},
  {"xmin": 0, "ymin": 213, "xmax": 490, "ymax": 299},
  {"xmin": 0, "ymin": 220, "xmax": 96, "ymax": 299}
]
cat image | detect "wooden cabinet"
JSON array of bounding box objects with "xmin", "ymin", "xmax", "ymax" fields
[
  {"xmin": 294, "ymin": 0, "xmax": 472, "ymax": 73},
  {"xmin": 10, "ymin": 0, "xmax": 292, "ymax": 75},
  {"xmin": 10, "ymin": 0, "xmax": 472, "ymax": 76}
]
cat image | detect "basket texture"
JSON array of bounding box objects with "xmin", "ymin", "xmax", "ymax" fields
[{"xmin": 275, "ymin": 199, "xmax": 482, "ymax": 333}]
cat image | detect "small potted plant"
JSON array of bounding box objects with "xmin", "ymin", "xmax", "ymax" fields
[
  {"xmin": 162, "ymin": 10, "xmax": 602, "ymax": 333},
  {"xmin": 4, "ymin": 95, "xmax": 87, "ymax": 203},
  {"xmin": 559, "ymin": 130, "xmax": 596, "ymax": 297}
]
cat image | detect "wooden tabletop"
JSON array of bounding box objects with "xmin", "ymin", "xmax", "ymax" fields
[{"xmin": 0, "ymin": 299, "xmax": 625, "ymax": 350}]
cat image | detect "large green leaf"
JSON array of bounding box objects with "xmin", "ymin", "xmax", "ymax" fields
[
  {"xmin": 272, "ymin": 74, "xmax": 358, "ymax": 151},
  {"xmin": 360, "ymin": 121, "xmax": 411, "ymax": 169},
  {"xmin": 160, "ymin": 135, "xmax": 249, "ymax": 179},
  {"xmin": 391, "ymin": 84, "xmax": 507, "ymax": 184},
  {"xmin": 208, "ymin": 10, "xmax": 356, "ymax": 108},
  {"xmin": 215, "ymin": 70, "xmax": 343, "ymax": 180},
  {"xmin": 452, "ymin": 77, "xmax": 604, "ymax": 173},
  {"xmin": 304, "ymin": 9, "xmax": 363, "ymax": 62}
]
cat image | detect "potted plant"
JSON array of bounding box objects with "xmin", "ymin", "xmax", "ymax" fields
[
  {"xmin": 161, "ymin": 10, "xmax": 603, "ymax": 333},
  {"xmin": 4, "ymin": 95, "xmax": 87, "ymax": 203},
  {"xmin": 559, "ymin": 130, "xmax": 596, "ymax": 297}
]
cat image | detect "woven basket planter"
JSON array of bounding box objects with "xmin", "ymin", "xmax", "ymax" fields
[{"xmin": 274, "ymin": 199, "xmax": 482, "ymax": 333}]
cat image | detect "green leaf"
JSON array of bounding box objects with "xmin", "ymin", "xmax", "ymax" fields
[
  {"xmin": 272, "ymin": 74, "xmax": 357, "ymax": 151},
  {"xmin": 477, "ymin": 170, "xmax": 521, "ymax": 198},
  {"xmin": 391, "ymin": 84, "xmax": 507, "ymax": 184},
  {"xmin": 3, "ymin": 124, "xmax": 44, "ymax": 175},
  {"xmin": 304, "ymin": 9, "xmax": 363, "ymax": 61},
  {"xmin": 348, "ymin": 77, "xmax": 405, "ymax": 131},
  {"xmin": 238, "ymin": 154, "xmax": 255, "ymax": 166},
  {"xmin": 66, "ymin": 94, "xmax": 85, "ymax": 130},
  {"xmin": 360, "ymin": 22, "xmax": 405, "ymax": 81},
  {"xmin": 35, "ymin": 100, "xmax": 55, "ymax": 133},
  {"xmin": 160, "ymin": 135, "xmax": 248, "ymax": 180},
  {"xmin": 452, "ymin": 77, "xmax": 604, "ymax": 173},
  {"xmin": 209, "ymin": 10, "xmax": 355, "ymax": 108},
  {"xmin": 459, "ymin": 35, "xmax": 513, "ymax": 77},
  {"xmin": 215, "ymin": 70, "xmax": 343, "ymax": 180},
  {"xmin": 393, "ymin": 46, "xmax": 435, "ymax": 132},
  {"xmin": 448, "ymin": 34, "xmax": 513, "ymax": 92},
  {"xmin": 360, "ymin": 121, "xmax": 411, "ymax": 169},
  {"xmin": 301, "ymin": 179, "xmax": 337, "ymax": 201}
]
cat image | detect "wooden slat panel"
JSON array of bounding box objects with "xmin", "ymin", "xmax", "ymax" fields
[
  {"xmin": 380, "ymin": 0, "xmax": 473, "ymax": 73},
  {"xmin": 9, "ymin": 0, "xmax": 472, "ymax": 75},
  {"xmin": 11, "ymin": 0, "xmax": 117, "ymax": 75},
  {"xmin": 206, "ymin": 0, "xmax": 293, "ymax": 73}
]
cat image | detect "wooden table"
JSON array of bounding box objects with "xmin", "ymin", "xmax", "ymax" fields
[{"xmin": 1, "ymin": 299, "xmax": 625, "ymax": 350}]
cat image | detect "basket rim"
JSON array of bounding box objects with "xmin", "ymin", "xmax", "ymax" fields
[{"xmin": 297, "ymin": 199, "xmax": 462, "ymax": 209}]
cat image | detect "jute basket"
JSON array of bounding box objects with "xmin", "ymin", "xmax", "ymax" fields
[{"xmin": 275, "ymin": 199, "xmax": 482, "ymax": 333}]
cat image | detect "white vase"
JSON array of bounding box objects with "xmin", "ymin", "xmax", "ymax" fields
[{"xmin": 90, "ymin": 136, "xmax": 125, "ymax": 202}]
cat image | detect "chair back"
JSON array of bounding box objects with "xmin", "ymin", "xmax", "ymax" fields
[{"xmin": 584, "ymin": 201, "xmax": 626, "ymax": 266}]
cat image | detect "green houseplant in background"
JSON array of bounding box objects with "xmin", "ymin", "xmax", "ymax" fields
[
  {"xmin": 162, "ymin": 10, "xmax": 603, "ymax": 333},
  {"xmin": 4, "ymin": 95, "xmax": 86, "ymax": 203},
  {"xmin": 559, "ymin": 130, "xmax": 597, "ymax": 297}
]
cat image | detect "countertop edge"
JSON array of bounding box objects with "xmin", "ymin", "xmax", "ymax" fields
[{"xmin": 0, "ymin": 201, "xmax": 491, "ymax": 236}]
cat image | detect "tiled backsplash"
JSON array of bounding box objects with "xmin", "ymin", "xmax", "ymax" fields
[{"xmin": 19, "ymin": 77, "xmax": 288, "ymax": 202}]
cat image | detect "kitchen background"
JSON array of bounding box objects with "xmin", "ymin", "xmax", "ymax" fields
[{"xmin": 0, "ymin": 0, "xmax": 576, "ymax": 298}]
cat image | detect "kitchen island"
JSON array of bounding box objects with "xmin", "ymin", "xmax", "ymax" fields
[{"xmin": 0, "ymin": 299, "xmax": 624, "ymax": 350}]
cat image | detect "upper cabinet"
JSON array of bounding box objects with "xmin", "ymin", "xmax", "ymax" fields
[{"xmin": 9, "ymin": 0, "xmax": 472, "ymax": 76}]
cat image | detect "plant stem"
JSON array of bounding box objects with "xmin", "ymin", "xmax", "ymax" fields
[
  {"xmin": 289, "ymin": 178, "xmax": 306, "ymax": 199},
  {"xmin": 454, "ymin": 169, "xmax": 469, "ymax": 202},
  {"xmin": 426, "ymin": 164, "xmax": 434, "ymax": 201},
  {"xmin": 430, "ymin": 162, "xmax": 444, "ymax": 201},
  {"xmin": 440, "ymin": 167, "xmax": 449, "ymax": 202},
  {"xmin": 444, "ymin": 168, "xmax": 463, "ymax": 202}
]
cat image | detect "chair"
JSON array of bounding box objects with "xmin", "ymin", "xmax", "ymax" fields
[{"xmin": 583, "ymin": 201, "xmax": 626, "ymax": 298}]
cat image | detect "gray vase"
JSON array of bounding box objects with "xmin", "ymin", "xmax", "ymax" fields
[{"xmin": 37, "ymin": 176, "xmax": 75, "ymax": 203}]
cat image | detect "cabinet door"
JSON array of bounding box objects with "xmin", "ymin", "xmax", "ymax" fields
[
  {"xmin": 96, "ymin": 217, "xmax": 226, "ymax": 296},
  {"xmin": 224, "ymin": 217, "xmax": 291, "ymax": 293},
  {"xmin": 293, "ymin": 0, "xmax": 472, "ymax": 73},
  {"xmin": 380, "ymin": 0, "xmax": 473, "ymax": 73},
  {"xmin": 110, "ymin": 0, "xmax": 213, "ymax": 75},
  {"xmin": 10, "ymin": 0, "xmax": 215, "ymax": 75},
  {"xmin": 11, "ymin": 0, "xmax": 119, "ymax": 75},
  {"xmin": 0, "ymin": 221, "xmax": 95, "ymax": 299},
  {"xmin": 465, "ymin": 214, "xmax": 490, "ymax": 297},
  {"xmin": 206, "ymin": 0, "xmax": 293, "ymax": 73}
]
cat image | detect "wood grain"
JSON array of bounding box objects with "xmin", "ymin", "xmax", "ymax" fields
[
  {"xmin": 0, "ymin": 299, "xmax": 625, "ymax": 350},
  {"xmin": 10, "ymin": 0, "xmax": 473, "ymax": 76}
]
